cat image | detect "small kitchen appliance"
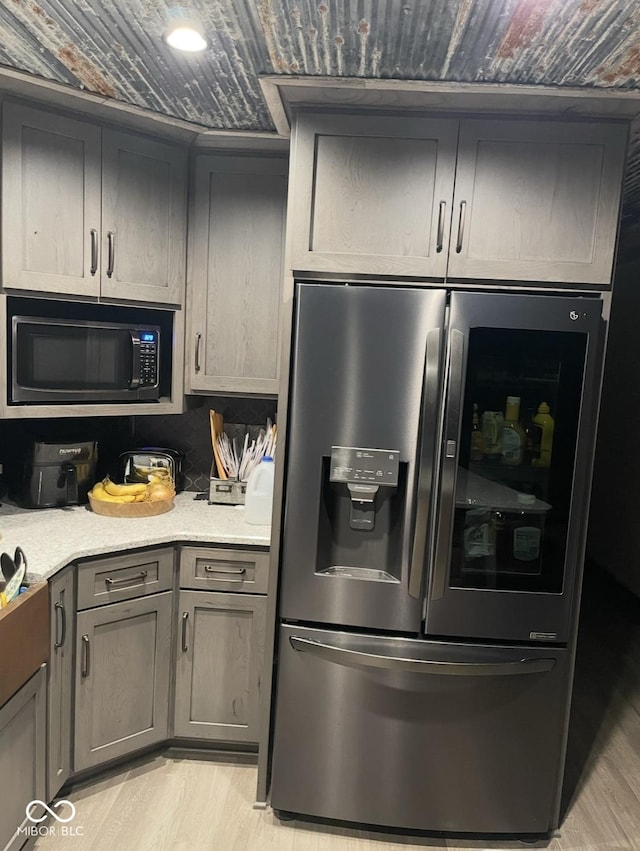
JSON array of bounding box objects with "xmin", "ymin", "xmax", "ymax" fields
[
  {"xmin": 21, "ymin": 440, "xmax": 98, "ymax": 508},
  {"xmin": 119, "ymin": 448, "xmax": 185, "ymax": 492}
]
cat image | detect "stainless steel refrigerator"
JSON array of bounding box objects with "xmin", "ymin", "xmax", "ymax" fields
[{"xmin": 270, "ymin": 282, "xmax": 602, "ymax": 835}]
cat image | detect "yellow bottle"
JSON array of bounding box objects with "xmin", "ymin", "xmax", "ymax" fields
[
  {"xmin": 501, "ymin": 396, "xmax": 525, "ymax": 466},
  {"xmin": 533, "ymin": 402, "xmax": 554, "ymax": 468}
]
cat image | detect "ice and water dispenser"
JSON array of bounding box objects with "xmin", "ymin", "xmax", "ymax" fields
[{"xmin": 314, "ymin": 446, "xmax": 405, "ymax": 583}]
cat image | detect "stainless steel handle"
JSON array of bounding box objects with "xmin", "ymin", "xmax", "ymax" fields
[
  {"xmin": 290, "ymin": 637, "xmax": 556, "ymax": 677},
  {"xmin": 105, "ymin": 570, "xmax": 148, "ymax": 587},
  {"xmin": 81, "ymin": 634, "xmax": 90, "ymax": 678},
  {"xmin": 90, "ymin": 228, "xmax": 98, "ymax": 275},
  {"xmin": 455, "ymin": 201, "xmax": 467, "ymax": 253},
  {"xmin": 204, "ymin": 565, "xmax": 246, "ymax": 582},
  {"xmin": 436, "ymin": 201, "xmax": 446, "ymax": 253},
  {"xmin": 409, "ymin": 327, "xmax": 442, "ymax": 598},
  {"xmin": 54, "ymin": 601, "xmax": 66, "ymax": 649},
  {"xmin": 106, "ymin": 231, "xmax": 115, "ymax": 277},
  {"xmin": 181, "ymin": 612, "xmax": 189, "ymax": 652},
  {"xmin": 195, "ymin": 333, "xmax": 202, "ymax": 373},
  {"xmin": 431, "ymin": 328, "xmax": 465, "ymax": 601}
]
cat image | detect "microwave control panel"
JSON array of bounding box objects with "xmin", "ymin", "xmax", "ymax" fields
[{"xmin": 136, "ymin": 331, "xmax": 159, "ymax": 387}]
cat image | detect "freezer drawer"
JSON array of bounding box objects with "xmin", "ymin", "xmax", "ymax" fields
[{"xmin": 271, "ymin": 624, "xmax": 569, "ymax": 835}]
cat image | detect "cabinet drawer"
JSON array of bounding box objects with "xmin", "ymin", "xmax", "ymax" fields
[
  {"xmin": 77, "ymin": 548, "xmax": 174, "ymax": 609},
  {"xmin": 180, "ymin": 547, "xmax": 269, "ymax": 594}
]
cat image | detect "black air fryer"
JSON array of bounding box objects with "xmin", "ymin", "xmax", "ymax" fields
[{"xmin": 21, "ymin": 440, "xmax": 98, "ymax": 508}]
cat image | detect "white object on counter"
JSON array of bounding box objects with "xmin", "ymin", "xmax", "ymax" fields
[{"xmin": 245, "ymin": 457, "xmax": 275, "ymax": 525}]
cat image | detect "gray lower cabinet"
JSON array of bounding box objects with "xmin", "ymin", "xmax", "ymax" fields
[
  {"xmin": 174, "ymin": 590, "xmax": 266, "ymax": 743},
  {"xmin": 0, "ymin": 665, "xmax": 47, "ymax": 851},
  {"xmin": 74, "ymin": 591, "xmax": 172, "ymax": 772},
  {"xmin": 47, "ymin": 567, "xmax": 75, "ymax": 801}
]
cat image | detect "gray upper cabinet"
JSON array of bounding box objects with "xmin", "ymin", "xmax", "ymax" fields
[
  {"xmin": 2, "ymin": 102, "xmax": 187, "ymax": 305},
  {"xmin": 186, "ymin": 154, "xmax": 287, "ymax": 395},
  {"xmin": 289, "ymin": 113, "xmax": 458, "ymax": 279},
  {"xmin": 447, "ymin": 119, "xmax": 628, "ymax": 285},
  {"xmin": 289, "ymin": 111, "xmax": 627, "ymax": 287},
  {"xmin": 101, "ymin": 129, "xmax": 187, "ymax": 304},
  {"xmin": 2, "ymin": 102, "xmax": 102, "ymax": 297}
]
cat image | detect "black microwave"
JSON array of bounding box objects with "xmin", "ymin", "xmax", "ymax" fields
[{"xmin": 11, "ymin": 316, "xmax": 161, "ymax": 403}]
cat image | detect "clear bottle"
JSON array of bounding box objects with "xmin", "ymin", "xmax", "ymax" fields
[
  {"xmin": 482, "ymin": 410, "xmax": 503, "ymax": 463},
  {"xmin": 501, "ymin": 396, "xmax": 525, "ymax": 466},
  {"xmin": 245, "ymin": 456, "xmax": 275, "ymax": 525},
  {"xmin": 469, "ymin": 403, "xmax": 485, "ymax": 462},
  {"xmin": 532, "ymin": 402, "xmax": 554, "ymax": 468},
  {"xmin": 510, "ymin": 492, "xmax": 542, "ymax": 573}
]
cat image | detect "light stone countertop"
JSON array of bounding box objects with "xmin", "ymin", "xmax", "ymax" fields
[{"xmin": 0, "ymin": 492, "xmax": 271, "ymax": 582}]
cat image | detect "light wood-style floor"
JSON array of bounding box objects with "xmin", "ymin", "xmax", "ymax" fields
[{"xmin": 34, "ymin": 564, "xmax": 640, "ymax": 851}]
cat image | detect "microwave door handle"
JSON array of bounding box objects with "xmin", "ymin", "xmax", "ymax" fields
[
  {"xmin": 430, "ymin": 328, "xmax": 465, "ymax": 601},
  {"xmin": 129, "ymin": 331, "xmax": 142, "ymax": 389},
  {"xmin": 408, "ymin": 327, "xmax": 442, "ymax": 598}
]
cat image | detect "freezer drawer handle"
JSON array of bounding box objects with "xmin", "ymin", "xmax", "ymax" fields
[{"xmin": 289, "ymin": 637, "xmax": 556, "ymax": 677}]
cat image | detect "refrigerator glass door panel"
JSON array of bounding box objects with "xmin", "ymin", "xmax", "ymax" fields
[
  {"xmin": 428, "ymin": 292, "xmax": 602, "ymax": 643},
  {"xmin": 280, "ymin": 283, "xmax": 446, "ymax": 632},
  {"xmin": 271, "ymin": 624, "xmax": 568, "ymax": 834}
]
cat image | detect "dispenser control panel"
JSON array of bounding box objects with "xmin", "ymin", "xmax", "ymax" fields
[{"xmin": 329, "ymin": 447, "xmax": 400, "ymax": 486}]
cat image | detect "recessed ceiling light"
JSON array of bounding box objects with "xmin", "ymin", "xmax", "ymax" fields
[{"xmin": 163, "ymin": 10, "xmax": 207, "ymax": 53}]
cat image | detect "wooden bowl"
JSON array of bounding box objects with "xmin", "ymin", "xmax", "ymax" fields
[{"xmin": 88, "ymin": 494, "xmax": 174, "ymax": 518}]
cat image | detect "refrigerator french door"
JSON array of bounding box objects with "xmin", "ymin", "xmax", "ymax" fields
[
  {"xmin": 427, "ymin": 291, "xmax": 602, "ymax": 644},
  {"xmin": 272, "ymin": 282, "xmax": 603, "ymax": 834}
]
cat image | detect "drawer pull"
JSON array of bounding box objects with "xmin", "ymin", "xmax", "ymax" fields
[
  {"xmin": 105, "ymin": 570, "xmax": 148, "ymax": 588},
  {"xmin": 203, "ymin": 565, "xmax": 247, "ymax": 582},
  {"xmin": 81, "ymin": 634, "xmax": 90, "ymax": 678},
  {"xmin": 54, "ymin": 601, "xmax": 66, "ymax": 649},
  {"xmin": 181, "ymin": 612, "xmax": 189, "ymax": 652}
]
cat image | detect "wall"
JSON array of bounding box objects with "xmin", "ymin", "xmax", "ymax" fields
[{"xmin": 588, "ymin": 259, "xmax": 640, "ymax": 596}]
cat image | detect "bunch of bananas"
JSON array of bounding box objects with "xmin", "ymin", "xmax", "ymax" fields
[{"xmin": 89, "ymin": 475, "xmax": 175, "ymax": 504}]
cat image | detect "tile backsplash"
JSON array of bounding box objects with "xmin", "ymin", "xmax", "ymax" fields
[
  {"xmin": 132, "ymin": 396, "xmax": 277, "ymax": 492},
  {"xmin": 0, "ymin": 396, "xmax": 277, "ymax": 495}
]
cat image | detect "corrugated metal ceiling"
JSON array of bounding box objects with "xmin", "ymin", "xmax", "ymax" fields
[{"xmin": 1, "ymin": 0, "xmax": 640, "ymax": 227}]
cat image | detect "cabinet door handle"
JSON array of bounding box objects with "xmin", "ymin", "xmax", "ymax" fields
[
  {"xmin": 104, "ymin": 570, "xmax": 148, "ymax": 587},
  {"xmin": 81, "ymin": 634, "xmax": 90, "ymax": 678},
  {"xmin": 181, "ymin": 612, "xmax": 189, "ymax": 652},
  {"xmin": 90, "ymin": 229, "xmax": 98, "ymax": 275},
  {"xmin": 54, "ymin": 601, "xmax": 66, "ymax": 649},
  {"xmin": 455, "ymin": 201, "xmax": 467, "ymax": 253},
  {"xmin": 436, "ymin": 201, "xmax": 446, "ymax": 253},
  {"xmin": 107, "ymin": 231, "xmax": 115, "ymax": 277},
  {"xmin": 195, "ymin": 333, "xmax": 202, "ymax": 373}
]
